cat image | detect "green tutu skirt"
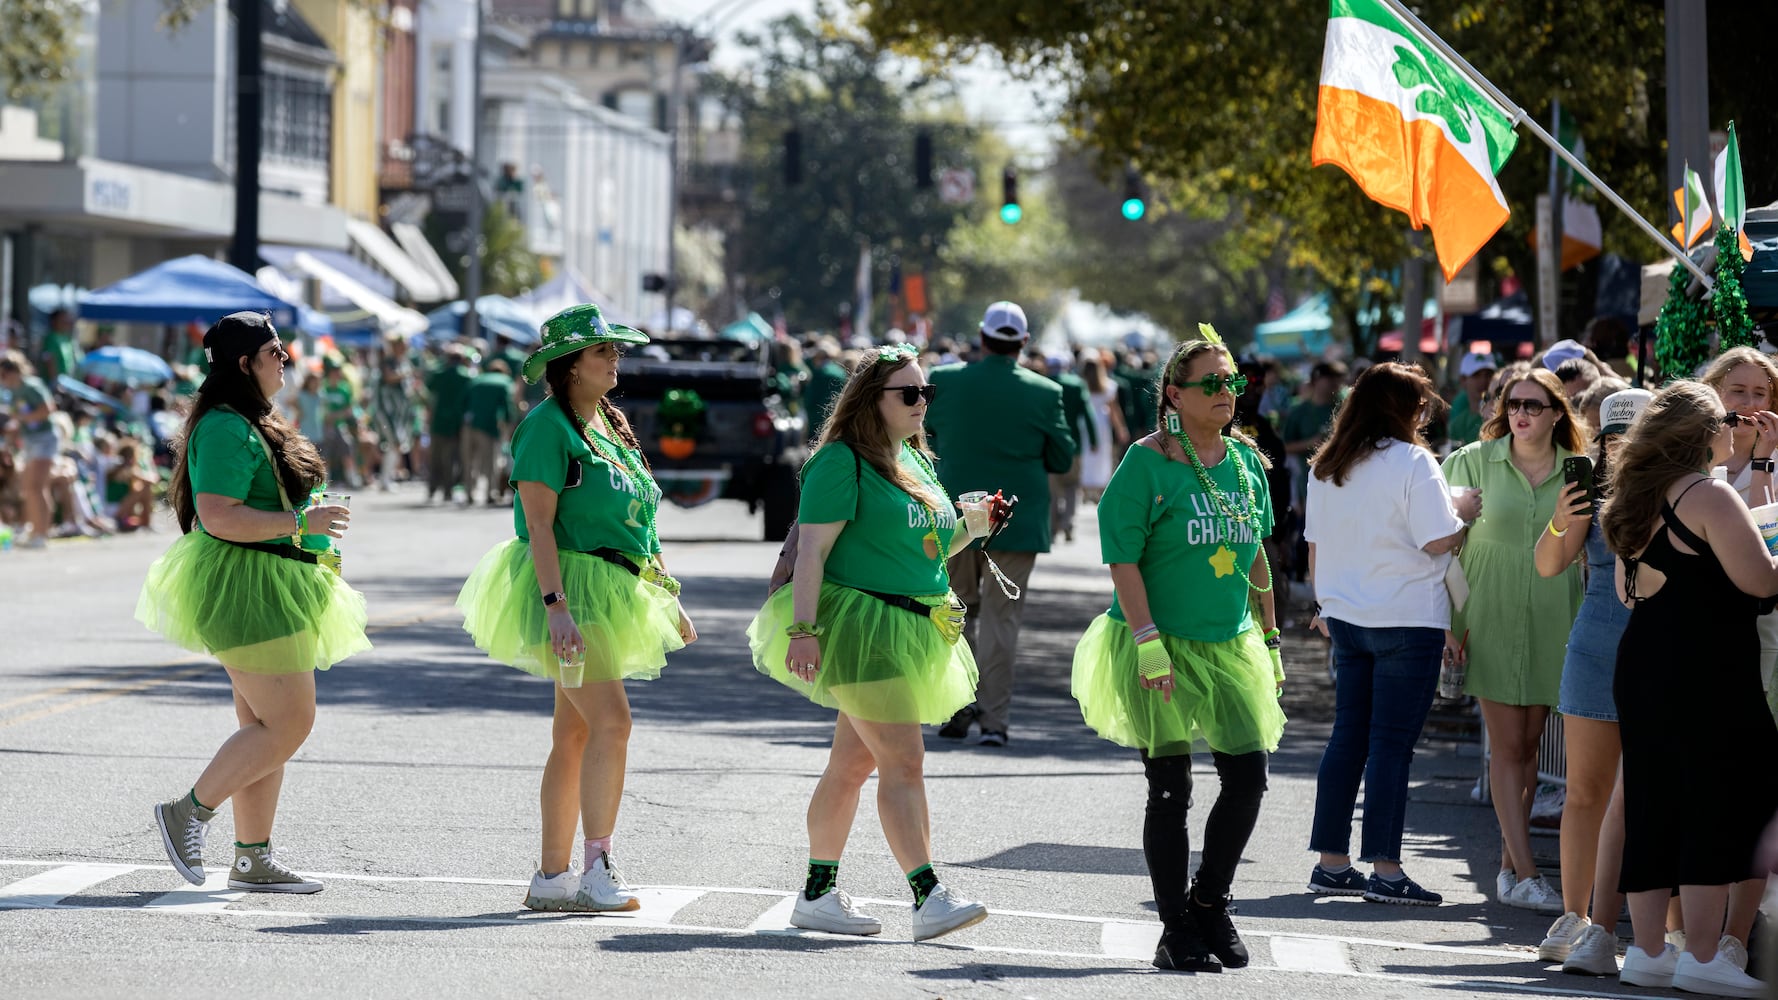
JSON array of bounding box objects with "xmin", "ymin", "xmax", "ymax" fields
[
  {"xmin": 135, "ymin": 531, "xmax": 371, "ymax": 673},
  {"xmin": 1071, "ymin": 615, "xmax": 1285, "ymax": 758},
  {"xmin": 748, "ymin": 582, "xmax": 977, "ymax": 725},
  {"xmin": 456, "ymin": 539, "xmax": 684, "ymax": 687}
]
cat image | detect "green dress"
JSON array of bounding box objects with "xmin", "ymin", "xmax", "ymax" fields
[{"xmin": 1442, "ymin": 437, "xmax": 1583, "ymax": 707}]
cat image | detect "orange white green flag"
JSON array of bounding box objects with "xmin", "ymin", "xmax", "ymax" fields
[{"xmin": 1312, "ymin": 0, "xmax": 1521, "ymax": 279}]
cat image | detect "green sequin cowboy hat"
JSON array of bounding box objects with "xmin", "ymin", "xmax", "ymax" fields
[{"xmin": 522, "ymin": 303, "xmax": 649, "ymax": 384}]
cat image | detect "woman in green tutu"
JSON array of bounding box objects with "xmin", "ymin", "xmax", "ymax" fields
[
  {"xmin": 141, "ymin": 311, "xmax": 367, "ymax": 894},
  {"xmin": 748, "ymin": 344, "xmax": 994, "ymax": 942},
  {"xmin": 1071, "ymin": 328, "xmax": 1287, "ymax": 974},
  {"xmin": 456, "ymin": 304, "xmax": 695, "ymax": 914}
]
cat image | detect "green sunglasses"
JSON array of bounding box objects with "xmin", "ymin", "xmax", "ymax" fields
[{"xmin": 1180, "ymin": 372, "xmax": 1249, "ymax": 397}]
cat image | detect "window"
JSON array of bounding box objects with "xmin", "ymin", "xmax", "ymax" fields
[
  {"xmin": 263, "ymin": 72, "xmax": 331, "ymax": 166},
  {"xmin": 615, "ymin": 89, "xmax": 655, "ymax": 128}
]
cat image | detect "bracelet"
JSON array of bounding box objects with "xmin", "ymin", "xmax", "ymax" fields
[
  {"xmin": 1547, "ymin": 520, "xmax": 1567, "ymax": 538},
  {"xmin": 293, "ymin": 509, "xmax": 306, "ymax": 538},
  {"xmin": 1263, "ymin": 627, "xmax": 1281, "ymax": 643},
  {"xmin": 785, "ymin": 621, "xmax": 823, "ymax": 638},
  {"xmin": 1753, "ymin": 457, "xmax": 1776, "ymax": 473},
  {"xmin": 1131, "ymin": 623, "xmax": 1160, "ymax": 643}
]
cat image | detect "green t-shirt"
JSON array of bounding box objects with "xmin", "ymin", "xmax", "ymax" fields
[
  {"xmin": 1447, "ymin": 391, "xmax": 1483, "ymax": 446},
  {"xmin": 323, "ymin": 378, "xmax": 356, "ymax": 425},
  {"xmin": 13, "ymin": 376, "xmax": 53, "ymax": 433},
  {"xmin": 465, "ymin": 372, "xmax": 516, "ymax": 436},
  {"xmin": 41, "ymin": 333, "xmax": 80, "ymax": 380},
  {"xmin": 509, "ymin": 402, "xmax": 660, "ymax": 557},
  {"xmin": 1099, "ymin": 441, "xmax": 1274, "ymax": 641},
  {"xmin": 1282, "ymin": 399, "xmax": 1336, "ymax": 444},
  {"xmin": 426, "ymin": 366, "xmax": 473, "ymax": 436},
  {"xmin": 799, "ymin": 441, "xmax": 958, "ymax": 598},
  {"xmin": 188, "ymin": 409, "xmax": 293, "ymax": 544}
]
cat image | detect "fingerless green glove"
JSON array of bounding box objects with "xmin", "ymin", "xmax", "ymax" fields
[
  {"xmin": 1135, "ymin": 636, "xmax": 1172, "ymax": 680},
  {"xmin": 1269, "ymin": 647, "xmax": 1284, "ymax": 695}
]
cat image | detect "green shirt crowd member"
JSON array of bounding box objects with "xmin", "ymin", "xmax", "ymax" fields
[
  {"xmin": 466, "ymin": 369, "xmax": 517, "ymax": 437},
  {"xmin": 426, "ymin": 360, "xmax": 473, "ymax": 437},
  {"xmin": 798, "ymin": 440, "xmax": 958, "ymax": 597},
  {"xmin": 803, "ymin": 359, "xmax": 849, "ymax": 433},
  {"xmin": 1100, "ymin": 442, "xmax": 1274, "ymax": 641},
  {"xmin": 509, "ymin": 401, "xmax": 661, "ymax": 558},
  {"xmin": 12, "ymin": 374, "xmax": 55, "ymax": 434},
  {"xmin": 40, "ymin": 326, "xmax": 81, "ymax": 380},
  {"xmin": 1052, "ymin": 367, "xmax": 1098, "ymax": 454}
]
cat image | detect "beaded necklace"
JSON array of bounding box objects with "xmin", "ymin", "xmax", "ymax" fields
[
  {"xmin": 903, "ymin": 444, "xmax": 949, "ymax": 572},
  {"xmin": 574, "ymin": 409, "xmax": 660, "ymax": 551},
  {"xmin": 1166, "ymin": 417, "xmax": 1272, "ymax": 593}
]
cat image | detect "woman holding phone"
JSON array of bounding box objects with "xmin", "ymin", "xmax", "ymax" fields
[{"xmin": 1442, "ymin": 367, "xmax": 1584, "ymax": 914}]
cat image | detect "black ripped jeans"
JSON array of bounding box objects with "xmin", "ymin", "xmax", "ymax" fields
[{"xmin": 1141, "ymin": 749, "xmax": 1269, "ymax": 930}]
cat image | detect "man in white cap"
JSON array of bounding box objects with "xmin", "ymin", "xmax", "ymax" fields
[
  {"xmin": 1449, "ymin": 351, "xmax": 1497, "ymax": 447},
  {"xmin": 924, "ymin": 301, "xmax": 1076, "ymax": 746}
]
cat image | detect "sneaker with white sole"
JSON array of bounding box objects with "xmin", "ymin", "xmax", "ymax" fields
[
  {"xmin": 911, "ymin": 885, "xmax": 988, "ymax": 942},
  {"xmin": 1561, "ymin": 923, "xmax": 1620, "ymax": 976},
  {"xmin": 228, "ymin": 845, "xmax": 323, "ymax": 894},
  {"xmin": 566, "ymin": 852, "xmax": 639, "ymax": 912},
  {"xmin": 1307, "ymin": 864, "xmax": 1369, "ymax": 896},
  {"xmin": 790, "ymin": 889, "xmax": 882, "ymax": 935},
  {"xmin": 1668, "ymin": 929, "xmax": 1689, "ymax": 953},
  {"xmin": 1715, "ymin": 935, "xmax": 1749, "ymax": 972},
  {"xmin": 1503, "ymin": 874, "xmax": 1564, "ymax": 914},
  {"xmin": 1673, "ymin": 951, "xmax": 1766, "ymax": 998},
  {"xmin": 1539, "ymin": 912, "xmax": 1590, "ymax": 962},
  {"xmin": 1620, "ymin": 943, "xmax": 1679, "ymax": 989},
  {"xmin": 1361, "ymin": 872, "xmax": 1442, "ymax": 906},
  {"xmin": 523, "ymin": 867, "xmax": 581, "ymax": 911},
  {"xmin": 1495, "ymin": 869, "xmax": 1519, "ymax": 902},
  {"xmin": 153, "ymin": 795, "xmax": 215, "ymax": 886}
]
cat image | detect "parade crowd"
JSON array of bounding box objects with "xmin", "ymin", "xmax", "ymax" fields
[{"xmin": 9, "ymin": 299, "xmax": 1776, "ymax": 996}]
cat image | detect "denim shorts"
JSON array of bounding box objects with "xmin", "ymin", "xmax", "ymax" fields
[
  {"xmin": 1558, "ymin": 600, "xmax": 1627, "ymax": 722},
  {"xmin": 23, "ymin": 429, "xmax": 60, "ymax": 462}
]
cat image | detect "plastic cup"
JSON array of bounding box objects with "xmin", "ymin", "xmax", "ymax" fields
[
  {"xmin": 1752, "ymin": 502, "xmax": 1778, "ymax": 556},
  {"xmin": 956, "ymin": 490, "xmax": 992, "ymax": 535}
]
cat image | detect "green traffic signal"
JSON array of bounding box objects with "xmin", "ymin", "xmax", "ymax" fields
[
  {"xmin": 1000, "ymin": 203, "xmax": 1023, "ymax": 225},
  {"xmin": 1121, "ymin": 197, "xmax": 1146, "ymax": 221}
]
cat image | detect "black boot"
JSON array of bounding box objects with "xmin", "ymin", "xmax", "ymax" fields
[
  {"xmin": 938, "ymin": 702, "xmax": 979, "ymax": 739},
  {"xmin": 1188, "ymin": 885, "xmax": 1249, "ymax": 969},
  {"xmin": 1153, "ymin": 920, "xmax": 1222, "ymax": 973}
]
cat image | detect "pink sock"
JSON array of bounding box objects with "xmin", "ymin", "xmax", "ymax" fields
[{"xmin": 585, "ymin": 836, "xmax": 613, "ymax": 865}]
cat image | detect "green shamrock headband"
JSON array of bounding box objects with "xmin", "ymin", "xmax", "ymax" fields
[{"xmin": 873, "ymin": 344, "xmax": 918, "ymax": 364}]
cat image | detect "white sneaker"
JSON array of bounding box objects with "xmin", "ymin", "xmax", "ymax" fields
[
  {"xmin": 911, "ymin": 885, "xmax": 988, "ymax": 942},
  {"xmin": 1495, "ymin": 869, "xmax": 1519, "ymax": 902},
  {"xmin": 1668, "ymin": 929, "xmax": 1689, "ymax": 953},
  {"xmin": 522, "ymin": 866, "xmax": 580, "ymax": 911},
  {"xmin": 1716, "ymin": 934, "xmax": 1749, "ymax": 971},
  {"xmin": 1538, "ymin": 912, "xmax": 1589, "ymax": 962},
  {"xmin": 1562, "ymin": 923, "xmax": 1620, "ymax": 976},
  {"xmin": 790, "ymin": 890, "xmax": 882, "ymax": 936},
  {"xmin": 566, "ymin": 852, "xmax": 639, "ymax": 912},
  {"xmin": 1621, "ymin": 943, "xmax": 1679, "ymax": 989},
  {"xmin": 1503, "ymin": 875, "xmax": 1564, "ymax": 914},
  {"xmin": 1673, "ymin": 951, "xmax": 1766, "ymax": 998}
]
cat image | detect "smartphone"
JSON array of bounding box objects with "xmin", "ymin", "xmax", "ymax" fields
[{"xmin": 1562, "ymin": 455, "xmax": 1595, "ymax": 509}]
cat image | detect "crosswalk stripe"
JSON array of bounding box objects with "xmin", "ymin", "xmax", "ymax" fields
[
  {"xmin": 1271, "ymin": 934, "xmax": 1354, "ymax": 972},
  {"xmin": 1098, "ymin": 921, "xmax": 1159, "ymax": 961},
  {"xmin": 0, "ymin": 864, "xmax": 137, "ymax": 909},
  {"xmin": 608, "ymin": 888, "xmax": 707, "ymax": 926},
  {"xmin": 144, "ymin": 873, "xmax": 242, "ymax": 913},
  {"xmin": 744, "ymin": 894, "xmax": 798, "ymax": 932}
]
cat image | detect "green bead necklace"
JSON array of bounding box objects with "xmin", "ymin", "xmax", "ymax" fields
[
  {"xmin": 576, "ymin": 410, "xmax": 660, "ymax": 551},
  {"xmin": 1167, "ymin": 417, "xmax": 1273, "ymax": 593}
]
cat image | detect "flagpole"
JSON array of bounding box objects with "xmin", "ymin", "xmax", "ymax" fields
[{"xmin": 1376, "ymin": 0, "xmax": 1714, "ymax": 287}]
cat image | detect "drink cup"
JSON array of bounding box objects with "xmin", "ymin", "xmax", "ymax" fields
[
  {"xmin": 956, "ymin": 490, "xmax": 992, "ymax": 535},
  {"xmin": 1437, "ymin": 657, "xmax": 1466, "ymax": 700},
  {"xmin": 1448, "ymin": 485, "xmax": 1476, "ymax": 501},
  {"xmin": 1752, "ymin": 501, "xmax": 1778, "ymax": 556}
]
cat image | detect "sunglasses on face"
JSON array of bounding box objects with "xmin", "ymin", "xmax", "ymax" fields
[
  {"xmin": 1504, "ymin": 398, "xmax": 1551, "ymax": 417},
  {"xmin": 1723, "ymin": 411, "xmax": 1748, "ymax": 428},
  {"xmin": 1183, "ymin": 373, "xmax": 1249, "ymax": 397},
  {"xmin": 883, "ymin": 384, "xmax": 938, "ymax": 406}
]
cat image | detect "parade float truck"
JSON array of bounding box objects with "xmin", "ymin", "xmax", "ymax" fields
[{"xmin": 617, "ymin": 338, "xmax": 808, "ymax": 541}]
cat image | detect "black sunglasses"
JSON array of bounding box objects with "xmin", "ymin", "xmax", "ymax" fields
[
  {"xmin": 1504, "ymin": 398, "xmax": 1550, "ymax": 417},
  {"xmin": 1724, "ymin": 411, "xmax": 1748, "ymax": 428},
  {"xmin": 883, "ymin": 384, "xmax": 938, "ymax": 406}
]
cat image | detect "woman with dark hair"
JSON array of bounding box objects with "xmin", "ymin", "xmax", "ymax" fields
[
  {"xmin": 1601, "ymin": 381, "xmax": 1778, "ymax": 997},
  {"xmin": 748, "ymin": 343, "xmax": 993, "ymax": 942},
  {"xmin": 1071, "ymin": 328, "xmax": 1285, "ymax": 974},
  {"xmin": 457, "ymin": 304, "xmax": 695, "ymax": 914},
  {"xmin": 1442, "ymin": 367, "xmax": 1585, "ymax": 913},
  {"xmin": 137, "ymin": 311, "xmax": 367, "ymax": 894},
  {"xmin": 1303, "ymin": 362, "xmax": 1477, "ymax": 906}
]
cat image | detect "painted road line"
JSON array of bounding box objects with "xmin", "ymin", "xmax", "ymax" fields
[
  {"xmin": 1271, "ymin": 934, "xmax": 1354, "ymax": 972},
  {"xmin": 744, "ymin": 893, "xmax": 798, "ymax": 932},
  {"xmin": 1098, "ymin": 920, "xmax": 1159, "ymax": 961},
  {"xmin": 609, "ymin": 888, "xmax": 708, "ymax": 927},
  {"xmin": 143, "ymin": 872, "xmax": 242, "ymax": 914},
  {"xmin": 0, "ymin": 864, "xmax": 138, "ymax": 909},
  {"xmin": 0, "ymin": 665, "xmax": 218, "ymax": 729}
]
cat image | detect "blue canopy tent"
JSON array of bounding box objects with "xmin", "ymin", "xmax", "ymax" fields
[
  {"xmin": 719, "ymin": 312, "xmax": 773, "ymax": 342},
  {"xmin": 423, "ymin": 295, "xmax": 541, "ymax": 346},
  {"xmin": 1251, "ymin": 293, "xmax": 1334, "ymax": 359},
  {"xmin": 78, "ymin": 254, "xmax": 321, "ymax": 332}
]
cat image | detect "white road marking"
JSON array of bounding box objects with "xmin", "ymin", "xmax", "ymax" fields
[
  {"xmin": 1098, "ymin": 920, "xmax": 1159, "ymax": 960},
  {"xmin": 144, "ymin": 873, "xmax": 242, "ymax": 913},
  {"xmin": 744, "ymin": 893, "xmax": 798, "ymax": 932},
  {"xmin": 1271, "ymin": 934, "xmax": 1354, "ymax": 972},
  {"xmin": 0, "ymin": 864, "xmax": 137, "ymax": 909},
  {"xmin": 611, "ymin": 888, "xmax": 707, "ymax": 927}
]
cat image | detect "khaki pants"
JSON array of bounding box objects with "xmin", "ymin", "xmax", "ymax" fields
[
  {"xmin": 461, "ymin": 429, "xmax": 500, "ymax": 502},
  {"xmin": 1050, "ymin": 456, "xmax": 1081, "ymax": 539},
  {"xmin": 948, "ymin": 548, "xmax": 1039, "ymax": 734}
]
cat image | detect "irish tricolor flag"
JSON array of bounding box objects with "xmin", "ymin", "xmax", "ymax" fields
[{"xmin": 1312, "ymin": 0, "xmax": 1520, "ymax": 279}]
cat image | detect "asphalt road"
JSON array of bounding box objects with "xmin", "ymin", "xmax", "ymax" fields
[{"xmin": 0, "ymin": 486, "xmax": 1731, "ymax": 999}]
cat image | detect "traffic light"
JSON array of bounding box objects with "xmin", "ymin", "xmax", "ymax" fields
[
  {"xmin": 783, "ymin": 128, "xmax": 802, "ymax": 186},
  {"xmin": 1000, "ymin": 165, "xmax": 1021, "ymax": 225},
  {"xmin": 1121, "ymin": 167, "xmax": 1146, "ymax": 221},
  {"xmin": 914, "ymin": 131, "xmax": 933, "ymax": 189}
]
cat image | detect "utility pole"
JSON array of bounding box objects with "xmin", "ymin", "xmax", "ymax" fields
[
  {"xmin": 461, "ymin": 0, "xmax": 485, "ymax": 343},
  {"xmin": 663, "ymin": 30, "xmax": 685, "ymax": 332},
  {"xmin": 1535, "ymin": 98, "xmax": 1563, "ymax": 349},
  {"xmin": 1400, "ymin": 231, "xmax": 1424, "ymax": 364},
  {"xmin": 1665, "ymin": 0, "xmax": 1710, "ymax": 221},
  {"xmin": 229, "ymin": 0, "xmax": 263, "ymax": 275}
]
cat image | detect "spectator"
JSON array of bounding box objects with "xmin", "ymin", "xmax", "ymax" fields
[
  {"xmin": 38, "ymin": 309, "xmax": 82, "ymax": 381},
  {"xmin": 462, "ymin": 358, "xmax": 517, "ymax": 506},
  {"xmin": 425, "ymin": 347, "xmax": 473, "ymax": 503},
  {"xmin": 1480, "ymin": 361, "xmax": 1532, "ymax": 426},
  {"xmin": 320, "ymin": 358, "xmax": 362, "ymax": 488},
  {"xmin": 107, "ymin": 439, "xmax": 160, "ymax": 532},
  {"xmin": 803, "ymin": 338, "xmax": 849, "ymax": 437},
  {"xmin": 1554, "ymin": 358, "xmax": 1600, "ymax": 401},
  {"xmin": 0, "ymin": 350, "xmax": 60, "ymax": 547},
  {"xmin": 1042, "ymin": 352, "xmax": 1095, "ymax": 544},
  {"xmin": 1448, "ymin": 353, "xmax": 1496, "ymax": 448},
  {"xmin": 1078, "ymin": 353, "xmax": 1128, "ymax": 504}
]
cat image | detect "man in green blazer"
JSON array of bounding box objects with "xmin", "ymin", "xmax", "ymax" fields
[
  {"xmin": 1041, "ymin": 352, "xmax": 1096, "ymax": 544},
  {"xmin": 925, "ymin": 301, "xmax": 1076, "ymax": 746}
]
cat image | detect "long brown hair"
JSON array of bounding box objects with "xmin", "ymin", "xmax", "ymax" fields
[
  {"xmin": 1310, "ymin": 362, "xmax": 1438, "ymax": 486},
  {"xmin": 169, "ymin": 313, "xmax": 325, "ymax": 533},
  {"xmin": 543, "ymin": 349, "xmax": 649, "ymax": 472},
  {"xmin": 1601, "ymin": 380, "xmax": 1722, "ymax": 555},
  {"xmin": 1156, "ymin": 339, "xmax": 1270, "ymax": 468},
  {"xmin": 813, "ymin": 351, "xmax": 944, "ymax": 511},
  {"xmin": 1480, "ymin": 367, "xmax": 1587, "ymax": 453}
]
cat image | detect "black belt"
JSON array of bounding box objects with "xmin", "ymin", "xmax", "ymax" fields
[
  {"xmin": 574, "ymin": 547, "xmax": 641, "ymax": 577},
  {"xmin": 852, "ymin": 586, "xmax": 930, "ymax": 618},
  {"xmin": 214, "ymin": 535, "xmax": 321, "ymax": 565}
]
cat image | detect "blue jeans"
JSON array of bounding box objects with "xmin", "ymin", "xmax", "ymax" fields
[{"xmin": 1309, "ymin": 620, "xmax": 1445, "ymax": 863}]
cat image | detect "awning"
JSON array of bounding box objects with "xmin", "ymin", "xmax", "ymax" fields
[
  {"xmin": 391, "ymin": 222, "xmax": 460, "ymax": 300},
  {"xmin": 262, "ymin": 244, "xmax": 397, "ymax": 305},
  {"xmin": 289, "ymin": 251, "xmax": 428, "ymax": 336},
  {"xmin": 345, "ymin": 219, "xmax": 446, "ymax": 303}
]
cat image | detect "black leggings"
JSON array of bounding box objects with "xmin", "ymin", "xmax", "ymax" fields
[{"xmin": 1142, "ymin": 750, "xmax": 1269, "ymax": 925}]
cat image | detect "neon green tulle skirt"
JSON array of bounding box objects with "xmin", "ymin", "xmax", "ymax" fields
[
  {"xmin": 135, "ymin": 531, "xmax": 371, "ymax": 673},
  {"xmin": 1071, "ymin": 615, "xmax": 1285, "ymax": 758},
  {"xmin": 748, "ymin": 582, "xmax": 978, "ymax": 725},
  {"xmin": 456, "ymin": 539, "xmax": 684, "ymax": 687}
]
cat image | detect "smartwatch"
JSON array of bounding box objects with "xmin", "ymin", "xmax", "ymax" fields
[
  {"xmin": 542, "ymin": 591, "xmax": 566, "ymax": 608},
  {"xmin": 1752, "ymin": 458, "xmax": 1776, "ymax": 474}
]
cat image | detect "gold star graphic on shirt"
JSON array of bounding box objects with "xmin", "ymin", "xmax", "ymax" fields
[
  {"xmin": 624, "ymin": 499, "xmax": 644, "ymax": 528},
  {"xmin": 1208, "ymin": 545, "xmax": 1237, "ymax": 578}
]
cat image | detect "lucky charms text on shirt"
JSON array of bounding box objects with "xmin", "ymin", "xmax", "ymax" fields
[{"xmin": 1181, "ymin": 490, "xmax": 1260, "ymax": 547}]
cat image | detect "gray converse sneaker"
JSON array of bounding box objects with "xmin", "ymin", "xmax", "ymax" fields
[
  {"xmin": 565, "ymin": 852, "xmax": 639, "ymax": 912},
  {"xmin": 154, "ymin": 794, "xmax": 216, "ymax": 886},
  {"xmin": 523, "ymin": 867, "xmax": 582, "ymax": 912},
  {"xmin": 228, "ymin": 845, "xmax": 323, "ymax": 894}
]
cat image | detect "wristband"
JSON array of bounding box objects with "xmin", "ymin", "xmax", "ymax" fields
[
  {"xmin": 1135, "ymin": 636, "xmax": 1172, "ymax": 680},
  {"xmin": 786, "ymin": 621, "xmax": 823, "ymax": 639},
  {"xmin": 1130, "ymin": 623, "xmax": 1160, "ymax": 643},
  {"xmin": 542, "ymin": 591, "xmax": 566, "ymax": 608},
  {"xmin": 292, "ymin": 509, "xmax": 305, "ymax": 539},
  {"xmin": 1547, "ymin": 520, "xmax": 1566, "ymax": 538},
  {"xmin": 1753, "ymin": 458, "xmax": 1776, "ymax": 473}
]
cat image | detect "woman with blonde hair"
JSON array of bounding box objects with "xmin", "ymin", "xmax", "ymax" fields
[
  {"xmin": 1442, "ymin": 366, "xmax": 1585, "ymax": 913},
  {"xmin": 748, "ymin": 344, "xmax": 994, "ymax": 942},
  {"xmin": 1602, "ymin": 380, "xmax": 1778, "ymax": 997}
]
